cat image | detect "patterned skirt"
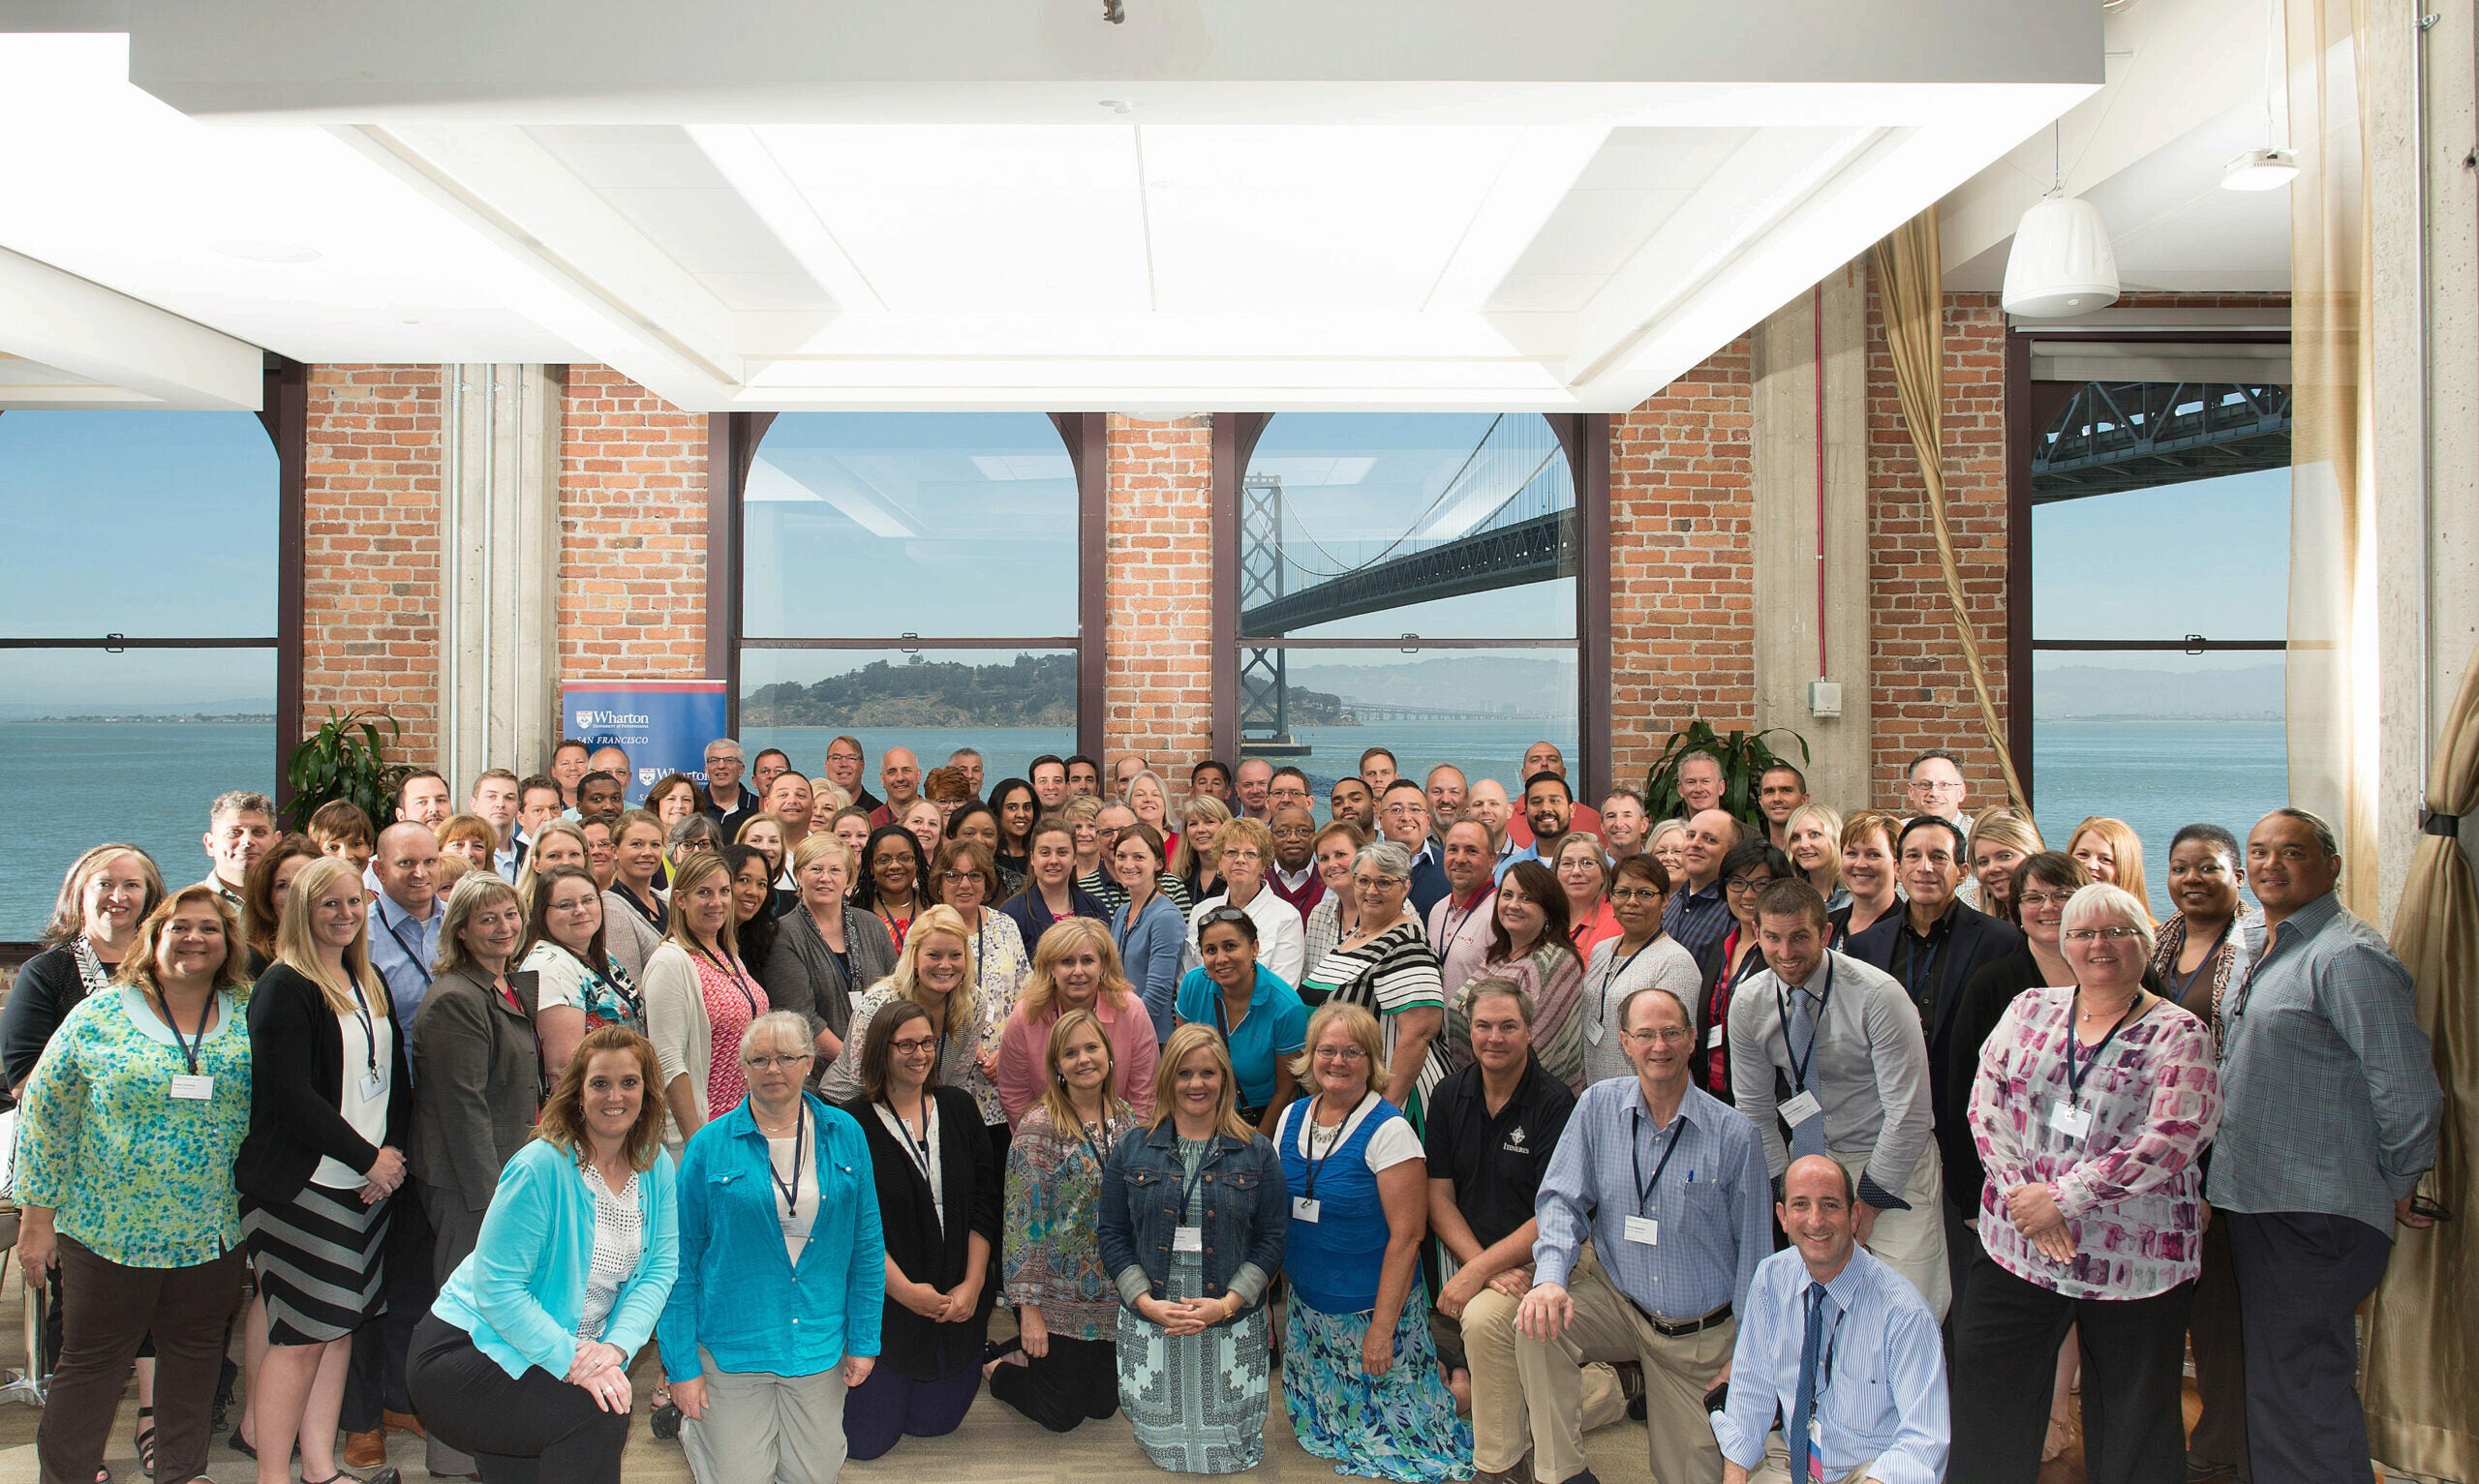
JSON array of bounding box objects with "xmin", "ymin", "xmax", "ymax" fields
[
  {"xmin": 1117, "ymin": 1250, "xmax": 1272, "ymax": 1474},
  {"xmin": 1282, "ymin": 1297, "xmax": 1474, "ymax": 1482},
  {"xmin": 240, "ymin": 1183, "xmax": 389, "ymax": 1346}
]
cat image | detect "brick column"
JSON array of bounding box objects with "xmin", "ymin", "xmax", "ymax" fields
[
  {"xmin": 558, "ymin": 368, "xmax": 710, "ymax": 698},
  {"xmin": 1103, "ymin": 414, "xmax": 1215, "ymax": 780}
]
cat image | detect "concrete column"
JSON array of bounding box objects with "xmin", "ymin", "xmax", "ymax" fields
[
  {"xmin": 2366, "ymin": 0, "xmax": 2479, "ymax": 924},
  {"xmin": 439, "ymin": 364, "xmax": 564, "ymax": 791},
  {"xmin": 1750, "ymin": 261, "xmax": 1872, "ymax": 808}
]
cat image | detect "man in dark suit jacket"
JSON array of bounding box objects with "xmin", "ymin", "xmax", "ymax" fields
[{"xmin": 1844, "ymin": 813, "xmax": 2022, "ymax": 1309}]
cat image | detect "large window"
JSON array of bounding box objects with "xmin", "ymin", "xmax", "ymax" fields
[
  {"xmin": 1216, "ymin": 412, "xmax": 1598, "ymax": 798},
  {"xmin": 735, "ymin": 412, "xmax": 1097, "ymax": 786},
  {"xmin": 0, "ymin": 408, "xmax": 284, "ymax": 938},
  {"xmin": 2013, "ymin": 355, "xmax": 2291, "ymax": 919}
]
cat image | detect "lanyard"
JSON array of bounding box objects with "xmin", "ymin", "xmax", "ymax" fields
[
  {"xmin": 1442, "ymin": 891, "xmax": 1489, "ymax": 950},
  {"xmin": 1301, "ymin": 1093, "xmax": 1366, "ymax": 1200},
  {"xmin": 1178, "ymin": 1139, "xmax": 1214, "ymax": 1216},
  {"xmin": 383, "ymin": 912, "xmax": 435, "ymax": 988},
  {"xmin": 1900, "ymin": 926, "xmax": 1944, "ymax": 1004},
  {"xmin": 156, "ymin": 989, "xmax": 212, "ymax": 1075},
  {"xmin": 699, "ymin": 947, "xmax": 759, "ymax": 1019},
  {"xmin": 1210, "ymin": 978, "xmax": 1250, "ymax": 1039},
  {"xmin": 1804, "ymin": 1292, "xmax": 1849, "ymax": 1408},
  {"xmin": 888, "ymin": 1098, "xmax": 935, "ymax": 1184},
  {"xmin": 2064, "ymin": 996, "xmax": 2144, "ymax": 1104},
  {"xmin": 1630, "ymin": 1105, "xmax": 1687, "ymax": 1214},
  {"xmin": 767, "ymin": 1105, "xmax": 808, "ymax": 1217},
  {"xmin": 1595, "ymin": 938, "xmax": 1656, "ymax": 1023},
  {"xmin": 2166, "ymin": 920, "xmax": 2233, "ymax": 1008},
  {"xmin": 877, "ymin": 900, "xmax": 915, "ymax": 949},
  {"xmin": 1078, "ymin": 1114, "xmax": 1116, "ymax": 1172},
  {"xmin": 346, "ymin": 975, "xmax": 380, "ymax": 1075},
  {"xmin": 1777, "ymin": 957, "xmax": 1836, "ymax": 1094}
]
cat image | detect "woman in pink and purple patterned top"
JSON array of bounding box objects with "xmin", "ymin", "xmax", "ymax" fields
[{"xmin": 1950, "ymin": 881, "xmax": 2220, "ymax": 1484}]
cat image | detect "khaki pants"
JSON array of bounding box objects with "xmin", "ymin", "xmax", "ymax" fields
[
  {"xmin": 1742, "ymin": 1434, "xmax": 1878, "ymax": 1484},
  {"xmin": 1836, "ymin": 1142, "xmax": 1948, "ymax": 1321},
  {"xmin": 681, "ymin": 1348, "xmax": 850, "ymax": 1484},
  {"xmin": 1513, "ymin": 1246, "xmax": 1733, "ymax": 1484},
  {"xmin": 1456, "ymin": 1258, "xmax": 1625, "ymax": 1475}
]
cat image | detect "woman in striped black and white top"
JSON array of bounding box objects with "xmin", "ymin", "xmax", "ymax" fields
[{"xmin": 1293, "ymin": 842, "xmax": 1450, "ymax": 1130}]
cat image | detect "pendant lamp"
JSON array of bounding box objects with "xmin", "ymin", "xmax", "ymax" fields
[{"xmin": 2001, "ymin": 122, "xmax": 2120, "ymax": 318}]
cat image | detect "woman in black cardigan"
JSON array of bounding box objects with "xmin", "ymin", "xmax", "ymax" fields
[
  {"xmin": 234, "ymin": 856, "xmax": 412, "ymax": 1484},
  {"xmin": 838, "ymin": 999, "xmax": 999, "ymax": 1462}
]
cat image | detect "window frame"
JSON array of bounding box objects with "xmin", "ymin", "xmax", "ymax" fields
[
  {"xmin": 1209, "ymin": 411, "xmax": 1612, "ymax": 798},
  {"xmin": 2004, "ymin": 323, "xmax": 2293, "ymax": 802},
  {"xmin": 717, "ymin": 409, "xmax": 1106, "ymax": 754}
]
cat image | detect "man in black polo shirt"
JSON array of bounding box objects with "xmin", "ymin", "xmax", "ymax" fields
[{"xmin": 1427, "ymin": 978, "xmax": 1622, "ymax": 1484}]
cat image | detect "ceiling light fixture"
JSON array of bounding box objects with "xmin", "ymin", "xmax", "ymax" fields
[
  {"xmin": 2224, "ymin": 0, "xmax": 2299, "ymax": 191},
  {"xmin": 2002, "ymin": 121, "xmax": 2119, "ymax": 318},
  {"xmin": 211, "ymin": 238, "xmax": 321, "ymax": 263}
]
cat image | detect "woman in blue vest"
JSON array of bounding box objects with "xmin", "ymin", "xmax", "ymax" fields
[{"xmin": 1276, "ymin": 1001, "xmax": 1472, "ymax": 1482}]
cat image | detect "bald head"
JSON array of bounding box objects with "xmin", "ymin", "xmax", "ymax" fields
[
  {"xmin": 372, "ymin": 822, "xmax": 442, "ymax": 916},
  {"xmin": 1679, "ymin": 808, "xmax": 1740, "ymax": 891}
]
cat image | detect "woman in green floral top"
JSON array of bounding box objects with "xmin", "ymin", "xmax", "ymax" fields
[
  {"xmin": 988, "ymin": 1006, "xmax": 1139, "ymax": 1432},
  {"xmin": 15, "ymin": 885, "xmax": 254, "ymax": 1484}
]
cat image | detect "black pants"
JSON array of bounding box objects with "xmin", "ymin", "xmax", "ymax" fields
[
  {"xmin": 1948, "ymin": 1253, "xmax": 2192, "ymax": 1484},
  {"xmin": 2224, "ymin": 1209, "xmax": 2392, "ymax": 1484},
  {"xmin": 341, "ymin": 1187, "xmax": 436, "ymax": 1430},
  {"xmin": 2185, "ymin": 1208, "xmax": 2249, "ymax": 1475},
  {"xmin": 987, "ymin": 1334, "xmax": 1118, "ymax": 1433},
  {"xmin": 37, "ymin": 1239, "xmax": 246, "ymax": 1484},
  {"xmin": 405, "ymin": 1312, "xmax": 628, "ymax": 1484}
]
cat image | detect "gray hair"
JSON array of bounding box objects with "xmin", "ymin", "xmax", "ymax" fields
[
  {"xmin": 668, "ymin": 813, "xmax": 724, "ymax": 853},
  {"xmin": 1458, "ymin": 974, "xmax": 1535, "ymax": 1027},
  {"xmin": 2062, "ymin": 882, "xmax": 2157, "ymax": 961},
  {"xmin": 705, "ymin": 738, "xmax": 744, "ymax": 760},
  {"xmin": 209, "ymin": 789, "xmax": 276, "ymax": 825},
  {"xmin": 739, "ymin": 1009, "xmax": 813, "ymax": 1062},
  {"xmin": 2261, "ymin": 805, "xmax": 2341, "ymax": 860},
  {"xmin": 1353, "ymin": 841, "xmax": 1414, "ymax": 883}
]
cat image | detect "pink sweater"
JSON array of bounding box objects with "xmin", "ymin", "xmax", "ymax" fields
[{"xmin": 994, "ymin": 991, "xmax": 1161, "ymax": 1129}]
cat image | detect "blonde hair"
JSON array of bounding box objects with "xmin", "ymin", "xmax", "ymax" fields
[
  {"xmin": 1035, "ymin": 1006, "xmax": 1132, "ymax": 1136},
  {"xmin": 790, "ymin": 831, "xmax": 856, "ymax": 876},
  {"xmin": 1018, "ymin": 916, "xmax": 1135, "ymax": 1025},
  {"xmin": 2063, "ymin": 881, "xmax": 2158, "ymax": 960},
  {"xmin": 1056, "ymin": 795, "xmax": 1102, "ymax": 828},
  {"xmin": 1840, "ymin": 808, "xmax": 1903, "ymax": 861},
  {"xmin": 45, "ymin": 843, "xmax": 165, "ymax": 947},
  {"xmin": 1784, "ymin": 803, "xmax": 1845, "ymax": 893},
  {"xmin": 434, "ymin": 870, "xmax": 527, "ymax": 980},
  {"xmin": 1290, "ymin": 1000, "xmax": 1385, "ymax": 1090},
  {"xmin": 1970, "ymin": 805, "xmax": 2045, "ymax": 862},
  {"xmin": 1171, "ymin": 795, "xmax": 1233, "ymax": 880},
  {"xmin": 436, "ymin": 812, "xmax": 498, "ymax": 856},
  {"xmin": 1646, "ymin": 817, "xmax": 1689, "ymax": 851},
  {"xmin": 1148, "ymin": 1022, "xmax": 1255, "ymax": 1139},
  {"xmin": 2068, "ymin": 816, "xmax": 2154, "ymax": 924},
  {"xmin": 884, "ymin": 903, "xmax": 980, "ymax": 1044},
  {"xmin": 659, "ymin": 852, "xmax": 742, "ymax": 959},
  {"xmin": 1216, "ymin": 815, "xmax": 1273, "ymax": 862},
  {"xmin": 273, "ymin": 857, "xmax": 389, "ymax": 1017}
]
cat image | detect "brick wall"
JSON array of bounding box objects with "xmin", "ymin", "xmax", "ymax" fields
[
  {"xmin": 1607, "ymin": 337, "xmax": 1759, "ymax": 786},
  {"xmin": 300, "ymin": 365, "xmax": 444, "ymax": 764},
  {"xmin": 558, "ymin": 367, "xmax": 708, "ymax": 681},
  {"xmin": 1102, "ymin": 415, "xmax": 1216, "ymax": 782},
  {"xmin": 1865, "ymin": 288, "xmax": 2014, "ymax": 810}
]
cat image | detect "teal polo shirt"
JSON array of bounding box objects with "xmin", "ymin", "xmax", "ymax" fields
[{"xmin": 1175, "ymin": 962, "xmax": 1308, "ymax": 1110}]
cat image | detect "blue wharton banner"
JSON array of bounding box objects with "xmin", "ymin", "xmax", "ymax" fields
[{"xmin": 562, "ymin": 680, "xmax": 730, "ymax": 804}]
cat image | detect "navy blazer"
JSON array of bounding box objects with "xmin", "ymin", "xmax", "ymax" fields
[
  {"xmin": 997, "ymin": 885, "xmax": 1110, "ymax": 957},
  {"xmin": 1846, "ymin": 900, "xmax": 2022, "ymax": 1205}
]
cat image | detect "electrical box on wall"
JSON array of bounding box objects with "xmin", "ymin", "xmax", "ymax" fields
[{"xmin": 1808, "ymin": 680, "xmax": 1843, "ymax": 718}]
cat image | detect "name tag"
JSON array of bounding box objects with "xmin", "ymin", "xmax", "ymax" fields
[
  {"xmin": 1291, "ymin": 1196, "xmax": 1322, "ymax": 1224},
  {"xmin": 1173, "ymin": 1226, "xmax": 1204, "ymax": 1253},
  {"xmin": 169, "ymin": 1075, "xmax": 214, "ymax": 1102},
  {"xmin": 359, "ymin": 1068, "xmax": 387, "ymax": 1102},
  {"xmin": 1624, "ymin": 1214, "xmax": 1660, "ymax": 1246},
  {"xmin": 2047, "ymin": 1100, "xmax": 2094, "ymax": 1138},
  {"xmin": 1584, "ymin": 1016, "xmax": 1604, "ymax": 1045},
  {"xmin": 1706, "ymin": 1024, "xmax": 1726, "ymax": 1049},
  {"xmin": 1780, "ymin": 1089, "xmax": 1823, "ymax": 1128}
]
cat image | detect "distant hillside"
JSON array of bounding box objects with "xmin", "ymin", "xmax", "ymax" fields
[
  {"xmin": 2034, "ymin": 663, "xmax": 2282, "ymax": 720},
  {"xmin": 0, "ymin": 697, "xmax": 272, "ymax": 721},
  {"xmin": 1286, "ymin": 655, "xmax": 1578, "ymax": 718}
]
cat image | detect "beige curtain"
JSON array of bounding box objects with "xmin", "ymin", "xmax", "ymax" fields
[
  {"xmin": 2363, "ymin": 643, "xmax": 2479, "ymax": 1478},
  {"xmin": 1872, "ymin": 215, "xmax": 2028, "ymax": 808},
  {"xmin": 2284, "ymin": 0, "xmax": 2379, "ymax": 919}
]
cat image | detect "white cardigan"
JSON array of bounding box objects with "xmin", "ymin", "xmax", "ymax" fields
[{"xmin": 639, "ymin": 940, "xmax": 711, "ymax": 1151}]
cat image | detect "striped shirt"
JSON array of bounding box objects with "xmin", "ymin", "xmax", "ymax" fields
[
  {"xmin": 1663, "ymin": 880, "xmax": 1731, "ymax": 967},
  {"xmin": 1299, "ymin": 921, "xmax": 1451, "ymax": 1124}
]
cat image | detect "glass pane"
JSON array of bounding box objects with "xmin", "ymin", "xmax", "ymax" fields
[
  {"xmin": 2033, "ymin": 437, "xmax": 2290, "ymax": 644},
  {"xmin": 0, "ymin": 411, "xmax": 278, "ymax": 637},
  {"xmin": 1240, "ymin": 413, "xmax": 1577, "ymax": 641},
  {"xmin": 743, "ymin": 413, "xmax": 1079, "ymax": 639},
  {"xmin": 1233, "ymin": 644, "xmax": 1576, "ymax": 796},
  {"xmin": 0, "ymin": 648, "xmax": 277, "ymax": 938},
  {"xmin": 740, "ymin": 647, "xmax": 1079, "ymax": 790},
  {"xmin": 2033, "ymin": 651, "xmax": 2286, "ymax": 922}
]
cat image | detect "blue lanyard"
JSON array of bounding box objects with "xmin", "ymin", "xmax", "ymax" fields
[
  {"xmin": 2166, "ymin": 920, "xmax": 2232, "ymax": 1007},
  {"xmin": 1777, "ymin": 957, "xmax": 1836, "ymax": 1094},
  {"xmin": 1630, "ymin": 1105, "xmax": 1686, "ymax": 1213},
  {"xmin": 1595, "ymin": 938, "xmax": 1656, "ymax": 1023},
  {"xmin": 2064, "ymin": 997, "xmax": 2146, "ymax": 1104},
  {"xmin": 383, "ymin": 912, "xmax": 434, "ymax": 987}
]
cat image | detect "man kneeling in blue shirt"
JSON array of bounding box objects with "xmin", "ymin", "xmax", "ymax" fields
[{"xmin": 1711, "ymin": 1154, "xmax": 1947, "ymax": 1484}]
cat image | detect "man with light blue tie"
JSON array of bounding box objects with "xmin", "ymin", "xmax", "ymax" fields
[
  {"xmin": 1729, "ymin": 880, "xmax": 1948, "ymax": 1319},
  {"xmin": 1514, "ymin": 981, "xmax": 1771, "ymax": 1484},
  {"xmin": 1712, "ymin": 1155, "xmax": 1948, "ymax": 1484}
]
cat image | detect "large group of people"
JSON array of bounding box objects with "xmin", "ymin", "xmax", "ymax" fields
[{"xmin": 0, "ymin": 735, "xmax": 2445, "ymax": 1484}]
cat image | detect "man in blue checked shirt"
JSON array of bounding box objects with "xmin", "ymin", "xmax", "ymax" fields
[
  {"xmin": 1515, "ymin": 982, "xmax": 1770, "ymax": 1484},
  {"xmin": 1712, "ymin": 1155, "xmax": 1948, "ymax": 1484}
]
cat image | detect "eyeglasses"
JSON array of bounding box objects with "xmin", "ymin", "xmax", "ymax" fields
[
  {"xmin": 940, "ymin": 870, "xmax": 981, "ymax": 884},
  {"xmin": 1609, "ymin": 888, "xmax": 1664, "ymax": 903},
  {"xmin": 1312, "ymin": 1045, "xmax": 1369, "ymax": 1062},
  {"xmin": 742, "ymin": 1053, "xmax": 811, "ymax": 1072},
  {"xmin": 888, "ymin": 1037, "xmax": 941, "ymax": 1056},
  {"xmin": 1203, "ymin": 907, "xmax": 1252, "ymax": 927},
  {"xmin": 1912, "ymin": 780, "xmax": 1965, "ymax": 795},
  {"xmin": 2063, "ymin": 925, "xmax": 2144, "ymax": 942},
  {"xmin": 2014, "ymin": 891, "xmax": 2068, "ymax": 910},
  {"xmin": 1723, "ymin": 875, "xmax": 1772, "ymax": 893},
  {"xmin": 1619, "ymin": 1026, "xmax": 1693, "ymax": 1045}
]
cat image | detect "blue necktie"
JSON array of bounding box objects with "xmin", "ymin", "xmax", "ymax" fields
[
  {"xmin": 1788, "ymin": 990, "xmax": 1827, "ymax": 1161},
  {"xmin": 1788, "ymin": 1283, "xmax": 1824, "ymax": 1473}
]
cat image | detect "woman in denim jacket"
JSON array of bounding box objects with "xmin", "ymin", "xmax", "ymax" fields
[{"xmin": 1098, "ymin": 1023, "xmax": 1287, "ymax": 1473}]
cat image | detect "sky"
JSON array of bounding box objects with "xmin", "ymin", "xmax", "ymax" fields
[{"xmin": 2030, "ymin": 465, "xmax": 2289, "ymax": 668}]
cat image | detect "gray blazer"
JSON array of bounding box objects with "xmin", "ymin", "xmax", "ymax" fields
[
  {"xmin": 410, "ymin": 963, "xmax": 542, "ymax": 1213},
  {"xmin": 760, "ymin": 903, "xmax": 899, "ymax": 1045}
]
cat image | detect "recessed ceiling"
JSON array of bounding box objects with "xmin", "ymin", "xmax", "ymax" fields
[{"xmin": 0, "ymin": 0, "xmax": 2100, "ymax": 412}]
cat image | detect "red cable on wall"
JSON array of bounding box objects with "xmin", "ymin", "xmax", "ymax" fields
[{"xmin": 1814, "ymin": 281, "xmax": 1828, "ymax": 678}]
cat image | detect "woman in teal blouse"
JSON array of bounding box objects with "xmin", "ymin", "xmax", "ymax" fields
[
  {"xmin": 15, "ymin": 885, "xmax": 254, "ymax": 1484},
  {"xmin": 407, "ymin": 1024, "xmax": 679, "ymax": 1484}
]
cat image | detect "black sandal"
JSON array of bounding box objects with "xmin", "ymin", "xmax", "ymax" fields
[
  {"xmin": 303, "ymin": 1470, "xmax": 400, "ymax": 1484},
  {"xmin": 134, "ymin": 1407, "xmax": 155, "ymax": 1478}
]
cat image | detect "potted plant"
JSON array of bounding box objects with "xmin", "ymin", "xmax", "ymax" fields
[
  {"xmin": 1641, "ymin": 721, "xmax": 1811, "ymax": 829},
  {"xmin": 284, "ymin": 708, "xmax": 415, "ymax": 833}
]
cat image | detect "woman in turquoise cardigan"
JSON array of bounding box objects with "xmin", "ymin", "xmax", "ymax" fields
[
  {"xmin": 407, "ymin": 1024, "xmax": 679, "ymax": 1484},
  {"xmin": 658, "ymin": 1010, "xmax": 885, "ymax": 1484}
]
